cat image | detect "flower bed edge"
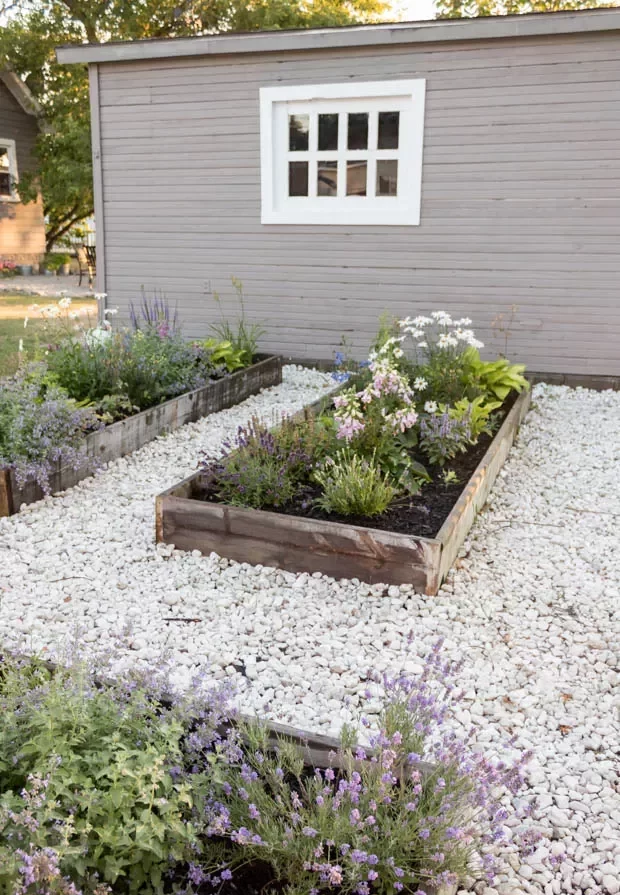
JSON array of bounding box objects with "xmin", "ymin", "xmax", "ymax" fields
[
  {"xmin": 0, "ymin": 355, "xmax": 283, "ymax": 518},
  {"xmin": 155, "ymin": 389, "xmax": 530, "ymax": 595}
]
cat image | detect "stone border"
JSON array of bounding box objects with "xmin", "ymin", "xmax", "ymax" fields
[
  {"xmin": 155, "ymin": 389, "xmax": 530, "ymax": 595},
  {"xmin": 0, "ymin": 356, "xmax": 282, "ymax": 518}
]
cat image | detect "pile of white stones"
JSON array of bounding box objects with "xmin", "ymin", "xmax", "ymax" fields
[{"xmin": 0, "ymin": 367, "xmax": 618, "ymax": 895}]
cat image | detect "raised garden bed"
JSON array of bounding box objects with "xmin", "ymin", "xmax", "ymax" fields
[
  {"xmin": 156, "ymin": 388, "xmax": 530, "ymax": 594},
  {"xmin": 0, "ymin": 355, "xmax": 282, "ymax": 518}
]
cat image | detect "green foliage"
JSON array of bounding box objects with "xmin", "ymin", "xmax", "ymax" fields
[
  {"xmin": 200, "ymin": 338, "xmax": 246, "ymax": 372},
  {"xmin": 43, "ymin": 252, "xmax": 71, "ymax": 272},
  {"xmin": 436, "ymin": 0, "xmax": 610, "ymax": 20},
  {"xmin": 370, "ymin": 311, "xmax": 400, "ymax": 356},
  {"xmin": 91, "ymin": 392, "xmax": 140, "ymax": 424},
  {"xmin": 313, "ymin": 448, "xmax": 396, "ymax": 516},
  {"xmin": 210, "ymin": 413, "xmax": 336, "ymax": 509},
  {"xmin": 47, "ymin": 327, "xmax": 216, "ymax": 411},
  {"xmin": 461, "ymin": 347, "xmax": 529, "ymax": 402},
  {"xmin": 211, "ymin": 278, "xmax": 264, "ymax": 367},
  {"xmin": 0, "ymin": 658, "xmax": 197, "ymax": 895},
  {"xmin": 444, "ymin": 395, "xmax": 502, "ymax": 440}
]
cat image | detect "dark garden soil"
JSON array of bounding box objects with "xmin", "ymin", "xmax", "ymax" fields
[{"xmin": 199, "ymin": 393, "xmax": 517, "ymax": 540}]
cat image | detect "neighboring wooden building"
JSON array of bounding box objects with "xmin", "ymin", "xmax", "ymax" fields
[
  {"xmin": 0, "ymin": 71, "xmax": 45, "ymax": 265},
  {"xmin": 58, "ymin": 9, "xmax": 620, "ymax": 376}
]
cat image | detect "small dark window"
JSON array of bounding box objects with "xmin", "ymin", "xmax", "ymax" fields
[
  {"xmin": 318, "ymin": 114, "xmax": 339, "ymax": 151},
  {"xmin": 289, "ymin": 161, "xmax": 309, "ymax": 196},
  {"xmin": 289, "ymin": 115, "xmax": 309, "ymax": 151},
  {"xmin": 347, "ymin": 113, "xmax": 368, "ymax": 150},
  {"xmin": 0, "ymin": 147, "xmax": 11, "ymax": 196},
  {"xmin": 378, "ymin": 112, "xmax": 399, "ymax": 150}
]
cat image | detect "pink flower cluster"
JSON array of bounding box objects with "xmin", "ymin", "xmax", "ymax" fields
[{"xmin": 333, "ymin": 350, "xmax": 418, "ymax": 442}]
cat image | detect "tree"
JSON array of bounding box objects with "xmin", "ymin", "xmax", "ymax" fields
[
  {"xmin": 0, "ymin": 0, "xmax": 389, "ymax": 248},
  {"xmin": 436, "ymin": 0, "xmax": 619, "ymax": 19}
]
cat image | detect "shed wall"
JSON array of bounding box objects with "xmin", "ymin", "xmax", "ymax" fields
[
  {"xmin": 97, "ymin": 31, "xmax": 620, "ymax": 374},
  {"xmin": 0, "ymin": 80, "xmax": 45, "ymax": 262}
]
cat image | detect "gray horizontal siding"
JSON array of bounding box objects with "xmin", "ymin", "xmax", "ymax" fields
[{"xmin": 97, "ymin": 31, "xmax": 620, "ymax": 375}]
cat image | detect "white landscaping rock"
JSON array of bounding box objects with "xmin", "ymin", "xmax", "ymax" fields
[{"xmin": 1, "ymin": 377, "xmax": 619, "ymax": 895}]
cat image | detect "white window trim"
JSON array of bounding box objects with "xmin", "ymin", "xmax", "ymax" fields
[
  {"xmin": 0, "ymin": 138, "xmax": 19, "ymax": 202},
  {"xmin": 260, "ymin": 79, "xmax": 426, "ymax": 226}
]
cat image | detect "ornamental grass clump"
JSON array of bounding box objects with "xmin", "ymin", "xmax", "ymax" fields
[
  {"xmin": 313, "ymin": 449, "xmax": 396, "ymax": 517},
  {"xmin": 0, "ymin": 364, "xmax": 97, "ymax": 491}
]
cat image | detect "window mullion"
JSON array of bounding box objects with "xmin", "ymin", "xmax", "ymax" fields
[
  {"xmin": 309, "ymin": 110, "xmax": 318, "ymax": 198},
  {"xmin": 367, "ymin": 111, "xmax": 378, "ymax": 198},
  {"xmin": 337, "ymin": 111, "xmax": 346, "ymax": 199}
]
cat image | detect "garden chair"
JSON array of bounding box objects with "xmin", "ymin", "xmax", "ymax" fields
[{"xmin": 76, "ymin": 244, "xmax": 96, "ymax": 288}]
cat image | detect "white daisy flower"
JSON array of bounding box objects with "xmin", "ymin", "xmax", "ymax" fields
[
  {"xmin": 417, "ymin": 341, "xmax": 428, "ymax": 349},
  {"xmin": 414, "ymin": 377, "xmax": 428, "ymax": 390},
  {"xmin": 58, "ymin": 297, "xmax": 72, "ymax": 309},
  {"xmin": 424, "ymin": 400, "xmax": 438, "ymax": 413}
]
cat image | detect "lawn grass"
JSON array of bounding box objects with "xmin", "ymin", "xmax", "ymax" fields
[
  {"xmin": 0, "ymin": 318, "xmax": 47, "ymax": 378},
  {"xmin": 0, "ymin": 293, "xmax": 97, "ymax": 378}
]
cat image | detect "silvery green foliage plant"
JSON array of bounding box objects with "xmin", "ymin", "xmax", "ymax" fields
[
  {"xmin": 0, "ymin": 643, "xmax": 543, "ymax": 895},
  {"xmin": 0, "ymin": 363, "xmax": 97, "ymax": 491}
]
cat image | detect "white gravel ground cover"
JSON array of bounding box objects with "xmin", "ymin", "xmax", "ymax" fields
[{"xmin": 1, "ymin": 367, "xmax": 619, "ymax": 895}]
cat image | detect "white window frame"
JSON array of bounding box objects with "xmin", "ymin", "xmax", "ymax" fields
[
  {"xmin": 0, "ymin": 138, "xmax": 19, "ymax": 202},
  {"xmin": 260, "ymin": 79, "xmax": 426, "ymax": 226}
]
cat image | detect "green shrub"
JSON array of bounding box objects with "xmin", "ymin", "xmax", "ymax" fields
[
  {"xmin": 313, "ymin": 449, "xmax": 396, "ymax": 516},
  {"xmin": 461, "ymin": 347, "xmax": 529, "ymax": 401},
  {"xmin": 0, "ymin": 656, "xmax": 230, "ymax": 895},
  {"xmin": 48, "ymin": 328, "xmax": 216, "ymax": 412}
]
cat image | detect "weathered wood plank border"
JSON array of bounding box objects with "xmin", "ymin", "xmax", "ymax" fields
[
  {"xmin": 0, "ymin": 355, "xmax": 282, "ymax": 518},
  {"xmin": 156, "ymin": 389, "xmax": 530, "ymax": 595}
]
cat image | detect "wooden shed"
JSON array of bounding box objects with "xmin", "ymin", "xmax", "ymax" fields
[{"xmin": 58, "ymin": 9, "xmax": 620, "ymax": 378}]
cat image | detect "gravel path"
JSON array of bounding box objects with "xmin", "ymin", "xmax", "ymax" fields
[{"xmin": 1, "ymin": 370, "xmax": 618, "ymax": 895}]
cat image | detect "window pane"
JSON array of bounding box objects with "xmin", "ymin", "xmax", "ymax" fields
[
  {"xmin": 376, "ymin": 160, "xmax": 398, "ymax": 196},
  {"xmin": 289, "ymin": 161, "xmax": 309, "ymax": 196},
  {"xmin": 378, "ymin": 112, "xmax": 400, "ymax": 150},
  {"xmin": 0, "ymin": 173, "xmax": 10, "ymax": 195},
  {"xmin": 318, "ymin": 114, "xmax": 338, "ymax": 151},
  {"xmin": 347, "ymin": 112, "xmax": 368, "ymax": 150},
  {"xmin": 317, "ymin": 160, "xmax": 338, "ymax": 196},
  {"xmin": 346, "ymin": 160, "xmax": 367, "ymax": 196},
  {"xmin": 289, "ymin": 114, "xmax": 309, "ymax": 151},
  {"xmin": 0, "ymin": 147, "xmax": 9, "ymax": 170}
]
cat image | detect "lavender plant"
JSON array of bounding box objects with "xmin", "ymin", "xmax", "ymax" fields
[
  {"xmin": 418, "ymin": 411, "xmax": 472, "ymax": 468},
  {"xmin": 204, "ymin": 415, "xmax": 334, "ymax": 510},
  {"xmin": 129, "ymin": 292, "xmax": 179, "ymax": 337},
  {"xmin": 0, "ymin": 364, "xmax": 97, "ymax": 491},
  {"xmin": 0, "ymin": 642, "xmax": 542, "ymax": 895},
  {"xmin": 201, "ymin": 640, "xmax": 541, "ymax": 895}
]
